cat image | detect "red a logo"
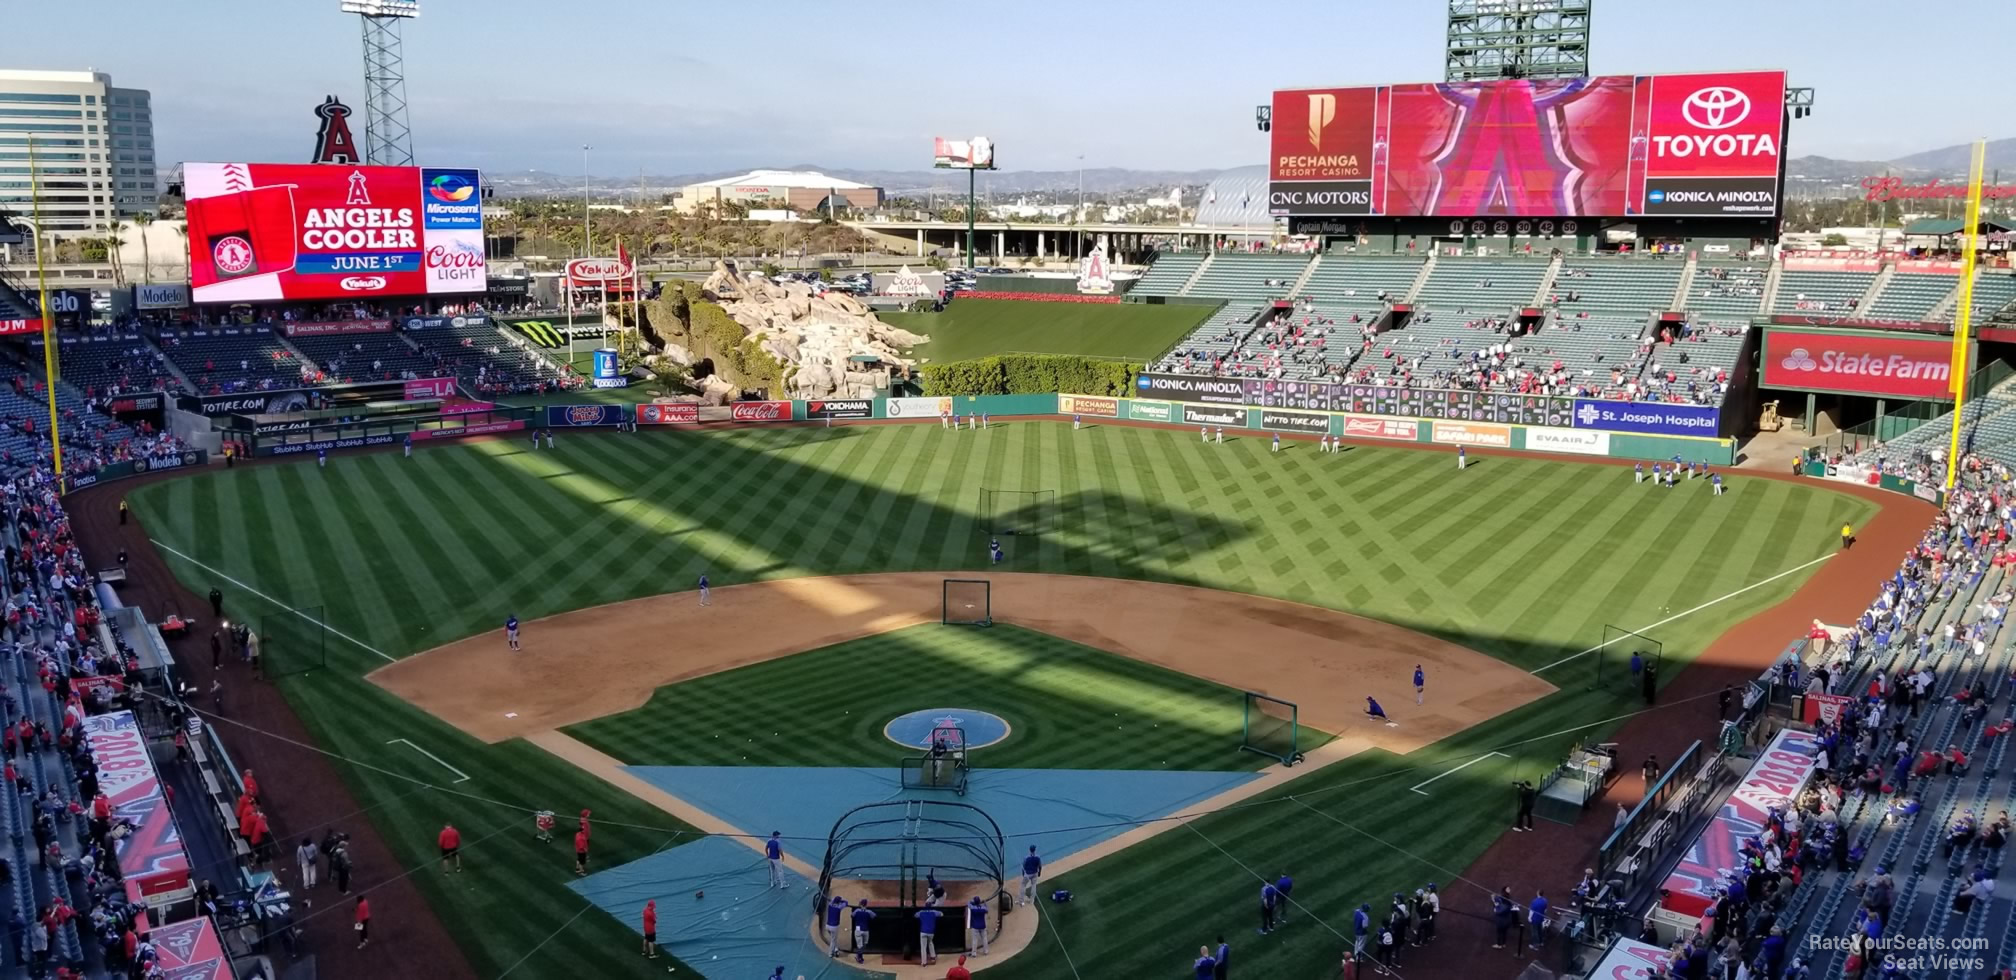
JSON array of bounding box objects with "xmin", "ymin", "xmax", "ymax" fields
[{"xmin": 312, "ymin": 96, "xmax": 360, "ymax": 165}]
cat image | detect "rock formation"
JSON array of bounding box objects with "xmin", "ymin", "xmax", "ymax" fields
[{"xmin": 697, "ymin": 261, "xmax": 927, "ymax": 399}]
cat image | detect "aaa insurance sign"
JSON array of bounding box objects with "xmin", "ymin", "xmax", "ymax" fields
[
  {"xmin": 183, "ymin": 163, "xmax": 486, "ymax": 303},
  {"xmin": 1762, "ymin": 330, "xmax": 1958, "ymax": 400}
]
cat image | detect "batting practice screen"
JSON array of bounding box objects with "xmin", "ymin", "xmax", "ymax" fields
[
  {"xmin": 1594, "ymin": 624, "xmax": 1664, "ymax": 694},
  {"xmin": 943, "ymin": 579, "xmax": 992, "ymax": 627},
  {"xmin": 1240, "ymin": 692, "xmax": 1302, "ymax": 766},
  {"xmin": 978, "ymin": 488, "xmax": 1054, "ymax": 536}
]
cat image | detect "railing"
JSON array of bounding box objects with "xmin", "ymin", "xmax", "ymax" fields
[
  {"xmin": 1813, "ymin": 358, "xmax": 2016, "ymax": 459},
  {"xmin": 1597, "ymin": 738, "xmax": 1707, "ymax": 879}
]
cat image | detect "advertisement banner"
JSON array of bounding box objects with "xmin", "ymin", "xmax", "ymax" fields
[
  {"xmin": 730, "ymin": 401, "xmax": 791, "ymax": 422},
  {"xmin": 403, "ymin": 377, "xmax": 457, "ymax": 400},
  {"xmin": 284, "ymin": 318, "xmax": 392, "ymax": 337},
  {"xmin": 1125, "ymin": 400, "xmax": 1175, "ymax": 423},
  {"xmin": 1761, "ymin": 330, "xmax": 1955, "ymax": 399},
  {"xmin": 133, "ymin": 283, "xmax": 190, "ymax": 310},
  {"xmin": 402, "ymin": 313, "xmax": 488, "ymax": 330},
  {"xmin": 182, "ymin": 162, "xmax": 486, "ymax": 303},
  {"xmin": 412, "ymin": 419, "xmax": 525, "ymax": 441},
  {"xmin": 1136, "ymin": 373, "xmax": 1251, "ymax": 405},
  {"xmin": 635, "ymin": 402, "xmax": 700, "ymax": 425},
  {"xmin": 148, "ymin": 918, "xmax": 231, "ymax": 980},
  {"xmin": 1267, "ymin": 70, "xmax": 1784, "ymax": 217},
  {"xmin": 0, "ymin": 318, "xmax": 45, "ymax": 336},
  {"xmin": 1589, "ymin": 938, "xmax": 1674, "ymax": 980},
  {"xmin": 545, "ymin": 405, "xmax": 627, "ymax": 427},
  {"xmin": 885, "ymin": 396, "xmax": 954, "ymax": 419},
  {"xmin": 263, "ymin": 433, "xmax": 397, "ymax": 456},
  {"xmin": 82, "ymin": 711, "xmax": 190, "ymax": 899},
  {"xmin": 1260, "ymin": 408, "xmax": 1330, "ymax": 433},
  {"xmin": 1572, "ymin": 400, "xmax": 1720, "ymax": 437},
  {"xmin": 1431, "ymin": 421, "xmax": 1511, "ymax": 448},
  {"xmin": 805, "ymin": 399, "xmax": 874, "ymax": 420},
  {"xmin": 1342, "ymin": 415, "xmax": 1420, "ymax": 441},
  {"xmin": 191, "ymin": 388, "xmax": 316, "ymax": 417},
  {"xmin": 1057, "ymin": 393, "xmax": 1120, "ymax": 418},
  {"xmin": 1662, "ymin": 730, "xmax": 1818, "ymax": 918},
  {"xmin": 1181, "ymin": 403, "xmax": 1246, "ymax": 427},
  {"xmin": 1801, "ymin": 692, "xmax": 1855, "ymax": 726},
  {"xmin": 132, "ymin": 450, "xmax": 203, "ymax": 475},
  {"xmin": 1525, "ymin": 426, "xmax": 1611, "ymax": 456},
  {"xmin": 1781, "ymin": 252, "xmax": 1884, "ymax": 274}
]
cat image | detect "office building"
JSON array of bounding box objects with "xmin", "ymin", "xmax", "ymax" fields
[{"xmin": 0, "ymin": 69, "xmax": 157, "ymax": 238}]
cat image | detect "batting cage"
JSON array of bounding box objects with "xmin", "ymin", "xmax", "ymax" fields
[
  {"xmin": 816, "ymin": 800, "xmax": 1006, "ymax": 958},
  {"xmin": 900, "ymin": 725, "xmax": 973, "ymax": 795},
  {"xmin": 977, "ymin": 488, "xmax": 1054, "ymax": 536},
  {"xmin": 1240, "ymin": 691, "xmax": 1304, "ymax": 765},
  {"xmin": 942, "ymin": 579, "xmax": 992, "ymax": 627},
  {"xmin": 248, "ymin": 603, "xmax": 329, "ymax": 679},
  {"xmin": 1593, "ymin": 624, "xmax": 1663, "ymax": 694}
]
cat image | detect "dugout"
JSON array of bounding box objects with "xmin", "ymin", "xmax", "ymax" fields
[{"xmin": 816, "ymin": 800, "xmax": 1006, "ymax": 958}]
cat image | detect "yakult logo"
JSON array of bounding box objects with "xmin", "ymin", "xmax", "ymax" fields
[
  {"xmin": 340, "ymin": 276, "xmax": 388, "ymax": 291},
  {"xmin": 1681, "ymin": 87, "xmax": 1751, "ymax": 130}
]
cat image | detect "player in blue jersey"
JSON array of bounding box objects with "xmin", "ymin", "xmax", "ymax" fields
[{"xmin": 505, "ymin": 614, "xmax": 519, "ymax": 651}]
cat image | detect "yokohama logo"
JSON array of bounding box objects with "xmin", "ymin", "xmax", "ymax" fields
[{"xmin": 731, "ymin": 401, "xmax": 789, "ymax": 421}]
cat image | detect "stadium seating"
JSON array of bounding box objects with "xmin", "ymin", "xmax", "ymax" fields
[
  {"xmin": 1182, "ymin": 254, "xmax": 1313, "ymax": 302},
  {"xmin": 1686, "ymin": 262, "xmax": 1767, "ymax": 319},
  {"xmin": 1963, "ymin": 270, "xmax": 2016, "ymax": 322},
  {"xmin": 155, "ymin": 328, "xmax": 306, "ymax": 394},
  {"xmin": 286, "ymin": 331, "xmax": 437, "ymax": 385},
  {"xmin": 1548, "ymin": 258, "xmax": 1683, "ymax": 314},
  {"xmin": 407, "ymin": 320, "xmax": 576, "ymax": 395},
  {"xmin": 1773, "ymin": 269, "xmax": 1875, "ymax": 314},
  {"xmin": 1297, "ymin": 256, "xmax": 1425, "ymax": 315},
  {"xmin": 32, "ymin": 336, "xmax": 180, "ymax": 398},
  {"xmin": 1131, "ymin": 253, "xmax": 1204, "ymax": 296},
  {"xmin": 1411, "ymin": 258, "xmax": 1551, "ymax": 313},
  {"xmin": 1864, "ymin": 273, "xmax": 1960, "ymax": 321}
]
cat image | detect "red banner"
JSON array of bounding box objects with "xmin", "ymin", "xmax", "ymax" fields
[
  {"xmin": 83, "ymin": 711, "xmax": 190, "ymax": 899},
  {"xmin": 1270, "ymin": 87, "xmax": 1380, "ymax": 182},
  {"xmin": 1895, "ymin": 258, "xmax": 1964, "ymax": 275},
  {"xmin": 1762, "ymin": 329, "xmax": 1957, "ymax": 399},
  {"xmin": 1782, "ymin": 252, "xmax": 1883, "ymax": 274},
  {"xmin": 442, "ymin": 399, "xmax": 496, "ymax": 415},
  {"xmin": 1641, "ymin": 71, "xmax": 1787, "ymax": 180},
  {"xmin": 1662, "ymin": 730, "xmax": 1819, "ymax": 918},
  {"xmin": 1341, "ymin": 415, "xmax": 1419, "ymax": 441},
  {"xmin": 1802, "ymin": 692, "xmax": 1855, "ymax": 725},
  {"xmin": 0, "ymin": 318, "xmax": 45, "ymax": 336},
  {"xmin": 283, "ymin": 318, "xmax": 391, "ymax": 337},
  {"xmin": 183, "ymin": 162, "xmax": 486, "ymax": 303},
  {"xmin": 731, "ymin": 401, "xmax": 791, "ymax": 422},
  {"xmin": 147, "ymin": 918, "xmax": 230, "ymax": 979},
  {"xmin": 636, "ymin": 403, "xmax": 700, "ymax": 424},
  {"xmin": 404, "ymin": 377, "xmax": 457, "ymax": 400},
  {"xmin": 958, "ymin": 291, "xmax": 1122, "ymax": 304}
]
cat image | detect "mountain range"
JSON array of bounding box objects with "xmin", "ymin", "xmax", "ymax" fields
[{"xmin": 488, "ymin": 138, "xmax": 2016, "ymax": 200}]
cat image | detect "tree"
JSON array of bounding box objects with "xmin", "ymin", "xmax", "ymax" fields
[
  {"xmin": 132, "ymin": 213, "xmax": 154, "ymax": 284},
  {"xmin": 103, "ymin": 232, "xmax": 125, "ymax": 286},
  {"xmin": 926, "ymin": 255, "xmax": 947, "ymax": 271},
  {"xmin": 1820, "ymin": 233, "xmax": 1849, "ymax": 247}
]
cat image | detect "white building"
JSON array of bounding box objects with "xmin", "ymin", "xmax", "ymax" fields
[
  {"xmin": 0, "ymin": 69, "xmax": 157, "ymax": 238},
  {"xmin": 670, "ymin": 169, "xmax": 881, "ymax": 215}
]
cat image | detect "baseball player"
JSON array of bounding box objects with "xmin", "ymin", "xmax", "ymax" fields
[
  {"xmin": 1634, "ymin": 461, "xmax": 1644, "ymax": 484},
  {"xmin": 1414, "ymin": 665, "xmax": 1425, "ymax": 706},
  {"xmin": 1712, "ymin": 472, "xmax": 1725, "ymax": 496},
  {"xmin": 1201, "ymin": 425, "xmax": 1209, "ymax": 443},
  {"xmin": 505, "ymin": 614, "xmax": 520, "ymax": 651},
  {"xmin": 317, "ymin": 447, "xmax": 327, "ymax": 469},
  {"xmin": 981, "ymin": 413, "xmax": 989, "ymax": 428},
  {"xmin": 1457, "ymin": 446, "xmax": 1466, "ymax": 470},
  {"xmin": 989, "ymin": 538, "xmax": 1004, "ymax": 565},
  {"xmin": 966, "ymin": 896, "xmax": 989, "ymax": 955},
  {"xmin": 1214, "ymin": 426, "xmax": 1223, "ymax": 443},
  {"xmin": 850, "ymin": 899, "xmax": 876, "ymax": 963},
  {"xmin": 531, "ymin": 429, "xmax": 541, "ymax": 450},
  {"xmin": 1073, "ymin": 414, "xmax": 1081, "ymax": 430},
  {"xmin": 698, "ymin": 573, "xmax": 711, "ymax": 606},
  {"xmin": 545, "ymin": 429, "xmax": 556, "ymax": 449},
  {"xmin": 403, "ymin": 433, "xmax": 413, "ymax": 458},
  {"xmin": 1272, "ymin": 433, "xmax": 1281, "ymax": 453},
  {"xmin": 1366, "ymin": 697, "xmax": 1388, "ymax": 722},
  {"xmin": 967, "ymin": 413, "xmax": 977, "ymax": 431},
  {"xmin": 1687, "ymin": 461, "xmax": 1698, "ymax": 480},
  {"xmin": 766, "ymin": 831, "xmax": 784, "ymax": 887},
  {"xmin": 916, "ymin": 904, "xmax": 942, "ymax": 965},
  {"xmin": 1664, "ymin": 466, "xmax": 1677, "ymax": 489},
  {"xmin": 1019, "ymin": 846, "xmax": 1041, "ymax": 906},
  {"xmin": 824, "ymin": 895, "xmax": 849, "ymax": 956},
  {"xmin": 941, "ymin": 409, "xmax": 950, "ymax": 430}
]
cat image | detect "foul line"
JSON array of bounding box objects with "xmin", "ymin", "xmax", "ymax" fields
[
  {"xmin": 150, "ymin": 538, "xmax": 395, "ymax": 662},
  {"xmin": 1531, "ymin": 552, "xmax": 1836, "ymax": 674},
  {"xmin": 1409, "ymin": 751, "xmax": 1508, "ymax": 796},
  {"xmin": 387, "ymin": 738, "xmax": 471, "ymax": 783}
]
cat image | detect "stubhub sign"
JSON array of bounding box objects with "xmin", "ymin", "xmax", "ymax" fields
[{"xmin": 1572, "ymin": 399, "xmax": 1720, "ymax": 438}]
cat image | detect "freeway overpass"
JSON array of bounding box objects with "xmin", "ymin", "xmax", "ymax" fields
[{"xmin": 844, "ymin": 218, "xmax": 1281, "ymax": 262}]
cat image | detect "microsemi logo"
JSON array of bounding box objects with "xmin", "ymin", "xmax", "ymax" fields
[
  {"xmin": 1681, "ymin": 86, "xmax": 1751, "ymax": 130},
  {"xmin": 1780, "ymin": 348, "xmax": 1818, "ymax": 371}
]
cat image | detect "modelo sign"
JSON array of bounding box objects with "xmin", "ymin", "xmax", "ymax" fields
[
  {"xmin": 1762, "ymin": 330, "xmax": 1956, "ymax": 400},
  {"xmin": 182, "ymin": 162, "xmax": 486, "ymax": 303},
  {"xmin": 730, "ymin": 401, "xmax": 790, "ymax": 422},
  {"xmin": 566, "ymin": 257, "xmax": 632, "ymax": 283}
]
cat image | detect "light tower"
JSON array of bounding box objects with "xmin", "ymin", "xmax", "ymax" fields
[
  {"xmin": 341, "ymin": 0, "xmax": 419, "ymax": 166},
  {"xmin": 1445, "ymin": 0, "xmax": 1590, "ymax": 82}
]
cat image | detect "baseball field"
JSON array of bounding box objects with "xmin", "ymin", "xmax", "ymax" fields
[
  {"xmin": 880, "ymin": 298, "xmax": 1215, "ymax": 363},
  {"xmin": 105, "ymin": 419, "xmax": 1881, "ymax": 979}
]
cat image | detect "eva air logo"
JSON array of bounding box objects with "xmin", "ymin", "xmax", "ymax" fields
[
  {"xmin": 1576, "ymin": 404, "xmax": 1601, "ymax": 427},
  {"xmin": 1780, "ymin": 348, "xmax": 1818, "ymax": 371}
]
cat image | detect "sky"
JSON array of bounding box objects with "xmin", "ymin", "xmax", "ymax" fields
[{"xmin": 13, "ymin": 0, "xmax": 2010, "ymax": 176}]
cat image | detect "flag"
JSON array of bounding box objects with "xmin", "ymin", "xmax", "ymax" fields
[{"xmin": 616, "ymin": 240, "xmax": 632, "ymax": 272}]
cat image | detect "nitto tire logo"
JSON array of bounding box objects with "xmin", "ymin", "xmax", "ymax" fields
[
  {"xmin": 1682, "ymin": 87, "xmax": 1751, "ymax": 130},
  {"xmin": 340, "ymin": 276, "xmax": 387, "ymax": 291},
  {"xmin": 1781, "ymin": 348, "xmax": 1818, "ymax": 371}
]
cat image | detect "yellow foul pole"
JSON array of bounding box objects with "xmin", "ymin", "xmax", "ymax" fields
[
  {"xmin": 26, "ymin": 137, "xmax": 63, "ymax": 478},
  {"xmin": 1944, "ymin": 139, "xmax": 1988, "ymax": 490}
]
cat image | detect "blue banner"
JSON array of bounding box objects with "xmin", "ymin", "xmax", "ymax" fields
[
  {"xmin": 544, "ymin": 404, "xmax": 627, "ymax": 427},
  {"xmin": 1572, "ymin": 399, "xmax": 1720, "ymax": 438}
]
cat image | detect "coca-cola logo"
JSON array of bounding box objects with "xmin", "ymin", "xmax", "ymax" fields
[
  {"xmin": 731, "ymin": 401, "xmax": 788, "ymax": 421},
  {"xmin": 566, "ymin": 258, "xmax": 631, "ymax": 282},
  {"xmin": 340, "ymin": 276, "xmax": 388, "ymax": 291}
]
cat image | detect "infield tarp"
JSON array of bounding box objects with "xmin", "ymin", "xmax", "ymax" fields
[
  {"xmin": 620, "ymin": 765, "xmax": 1259, "ymax": 871},
  {"xmin": 569, "ymin": 835, "xmax": 884, "ymax": 980}
]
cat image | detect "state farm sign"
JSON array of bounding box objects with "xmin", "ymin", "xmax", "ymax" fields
[
  {"xmin": 566, "ymin": 257, "xmax": 632, "ymax": 283},
  {"xmin": 1762, "ymin": 330, "xmax": 1958, "ymax": 400}
]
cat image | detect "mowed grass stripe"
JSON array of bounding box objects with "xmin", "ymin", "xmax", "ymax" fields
[
  {"xmin": 368, "ymin": 456, "xmax": 507, "ymax": 602},
  {"xmin": 310, "ymin": 462, "xmax": 450, "ymax": 651}
]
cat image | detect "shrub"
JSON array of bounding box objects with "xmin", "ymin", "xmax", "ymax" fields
[{"xmin": 919, "ymin": 354, "xmax": 1133, "ymax": 397}]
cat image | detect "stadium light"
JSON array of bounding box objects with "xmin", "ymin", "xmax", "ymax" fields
[{"xmin": 340, "ymin": 0, "xmax": 419, "ymax": 16}]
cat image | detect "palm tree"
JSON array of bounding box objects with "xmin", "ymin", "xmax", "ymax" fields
[
  {"xmin": 102, "ymin": 231, "xmax": 126, "ymax": 287},
  {"xmin": 133, "ymin": 214, "xmax": 154, "ymax": 284}
]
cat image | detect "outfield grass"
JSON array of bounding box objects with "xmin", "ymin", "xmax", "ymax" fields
[
  {"xmin": 568, "ymin": 624, "xmax": 1322, "ymax": 771},
  {"xmin": 879, "ymin": 297, "xmax": 1215, "ymax": 363},
  {"xmin": 129, "ymin": 422, "xmax": 1876, "ymax": 978}
]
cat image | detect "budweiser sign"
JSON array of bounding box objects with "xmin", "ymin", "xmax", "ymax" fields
[
  {"xmin": 731, "ymin": 401, "xmax": 790, "ymax": 422},
  {"xmin": 565, "ymin": 257, "xmax": 633, "ymax": 283},
  {"xmin": 1863, "ymin": 176, "xmax": 2016, "ymax": 203}
]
